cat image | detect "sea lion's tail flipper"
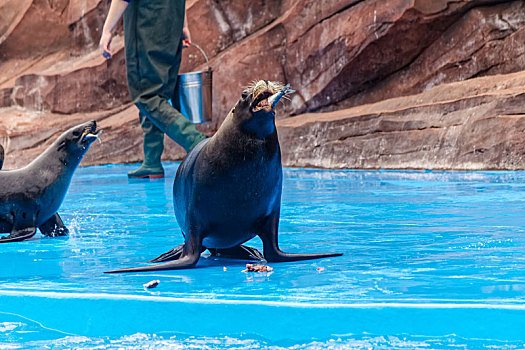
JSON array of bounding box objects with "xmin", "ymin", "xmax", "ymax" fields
[
  {"xmin": 106, "ymin": 237, "xmax": 204, "ymax": 273},
  {"xmin": 105, "ymin": 254, "xmax": 200, "ymax": 273},
  {"xmin": 0, "ymin": 227, "xmax": 37, "ymax": 243},
  {"xmin": 209, "ymin": 245, "xmax": 264, "ymax": 261}
]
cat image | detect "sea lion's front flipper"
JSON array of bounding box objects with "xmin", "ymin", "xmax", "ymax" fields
[
  {"xmin": 105, "ymin": 251, "xmax": 201, "ymax": 273},
  {"xmin": 259, "ymin": 212, "xmax": 342, "ymax": 262},
  {"xmin": 105, "ymin": 229, "xmax": 203, "ymax": 273},
  {"xmin": 0, "ymin": 226, "xmax": 36, "ymax": 243},
  {"xmin": 39, "ymin": 213, "xmax": 69, "ymax": 237},
  {"xmin": 208, "ymin": 245, "xmax": 264, "ymax": 261}
]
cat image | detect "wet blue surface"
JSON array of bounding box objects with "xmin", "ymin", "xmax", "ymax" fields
[{"xmin": 1, "ymin": 163, "xmax": 525, "ymax": 348}]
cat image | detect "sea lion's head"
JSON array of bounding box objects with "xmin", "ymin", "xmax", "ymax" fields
[
  {"xmin": 232, "ymin": 80, "xmax": 294, "ymax": 138},
  {"xmin": 55, "ymin": 120, "xmax": 102, "ymax": 165}
]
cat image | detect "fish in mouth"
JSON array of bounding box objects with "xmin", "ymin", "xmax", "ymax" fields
[
  {"xmin": 250, "ymin": 82, "xmax": 295, "ymax": 113},
  {"xmin": 80, "ymin": 124, "xmax": 103, "ymax": 146}
]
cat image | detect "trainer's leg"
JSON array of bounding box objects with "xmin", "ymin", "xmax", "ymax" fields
[
  {"xmin": 136, "ymin": 98, "xmax": 206, "ymax": 152},
  {"xmin": 128, "ymin": 111, "xmax": 166, "ymax": 179},
  {"xmin": 127, "ymin": 0, "xmax": 206, "ymax": 152}
]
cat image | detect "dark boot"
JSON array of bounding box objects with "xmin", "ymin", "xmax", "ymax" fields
[{"xmin": 128, "ymin": 112, "xmax": 165, "ymax": 179}]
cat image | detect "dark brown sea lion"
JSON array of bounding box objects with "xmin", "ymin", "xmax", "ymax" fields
[{"xmin": 106, "ymin": 81, "xmax": 342, "ymax": 273}]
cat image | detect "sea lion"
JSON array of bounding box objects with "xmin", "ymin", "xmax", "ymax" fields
[
  {"xmin": 107, "ymin": 81, "xmax": 342, "ymax": 273},
  {"xmin": 0, "ymin": 121, "xmax": 101, "ymax": 242}
]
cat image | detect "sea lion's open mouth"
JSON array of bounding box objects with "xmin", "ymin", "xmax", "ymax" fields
[
  {"xmin": 251, "ymin": 84, "xmax": 295, "ymax": 113},
  {"xmin": 251, "ymin": 90, "xmax": 273, "ymax": 112}
]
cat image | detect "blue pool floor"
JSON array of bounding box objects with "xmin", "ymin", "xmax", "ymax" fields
[{"xmin": 1, "ymin": 163, "xmax": 525, "ymax": 348}]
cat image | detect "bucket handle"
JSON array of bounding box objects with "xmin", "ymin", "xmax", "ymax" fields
[{"xmin": 188, "ymin": 43, "xmax": 211, "ymax": 71}]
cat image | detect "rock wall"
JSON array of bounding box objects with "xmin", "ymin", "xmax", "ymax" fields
[
  {"xmin": 279, "ymin": 70, "xmax": 525, "ymax": 170},
  {"xmin": 334, "ymin": 0, "xmax": 525, "ymax": 109},
  {"xmin": 0, "ymin": 0, "xmax": 524, "ymax": 170}
]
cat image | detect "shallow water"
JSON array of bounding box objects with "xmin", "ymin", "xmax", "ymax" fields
[{"xmin": 1, "ymin": 164, "xmax": 525, "ymax": 348}]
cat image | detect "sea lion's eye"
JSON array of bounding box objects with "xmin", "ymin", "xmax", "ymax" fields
[
  {"xmin": 241, "ymin": 90, "xmax": 249, "ymax": 99},
  {"xmin": 73, "ymin": 130, "xmax": 81, "ymax": 137}
]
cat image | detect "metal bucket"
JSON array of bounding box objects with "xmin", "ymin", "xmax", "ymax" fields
[{"xmin": 174, "ymin": 43, "xmax": 212, "ymax": 124}]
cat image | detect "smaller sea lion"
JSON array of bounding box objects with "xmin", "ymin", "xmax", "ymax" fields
[{"xmin": 0, "ymin": 121, "xmax": 101, "ymax": 242}]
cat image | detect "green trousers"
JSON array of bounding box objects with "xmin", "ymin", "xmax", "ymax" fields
[{"xmin": 123, "ymin": 0, "xmax": 205, "ymax": 153}]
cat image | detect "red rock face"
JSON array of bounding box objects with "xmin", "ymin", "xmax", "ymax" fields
[
  {"xmin": 0, "ymin": 0, "xmax": 524, "ymax": 170},
  {"xmin": 180, "ymin": 0, "xmax": 283, "ymax": 72},
  {"xmin": 69, "ymin": 0, "xmax": 115, "ymax": 56},
  {"xmin": 278, "ymin": 70, "xmax": 525, "ymax": 170},
  {"xmin": 11, "ymin": 48, "xmax": 129, "ymax": 114},
  {"xmin": 0, "ymin": 0, "xmax": 70, "ymax": 60},
  {"xmin": 336, "ymin": 1, "xmax": 525, "ymax": 109}
]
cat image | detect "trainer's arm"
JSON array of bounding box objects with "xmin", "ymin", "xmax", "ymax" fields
[
  {"xmin": 182, "ymin": 11, "xmax": 191, "ymax": 48},
  {"xmin": 99, "ymin": 0, "xmax": 130, "ymax": 59}
]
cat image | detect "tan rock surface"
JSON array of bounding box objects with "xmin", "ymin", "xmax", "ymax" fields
[
  {"xmin": 180, "ymin": 0, "xmax": 283, "ymax": 72},
  {"xmin": 0, "ymin": 0, "xmax": 32, "ymax": 46}
]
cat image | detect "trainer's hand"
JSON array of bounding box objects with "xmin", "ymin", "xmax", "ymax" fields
[
  {"xmin": 182, "ymin": 26, "xmax": 191, "ymax": 48},
  {"xmin": 99, "ymin": 30, "xmax": 113, "ymax": 59}
]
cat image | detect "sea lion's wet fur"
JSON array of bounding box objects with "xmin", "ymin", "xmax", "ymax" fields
[
  {"xmin": 0, "ymin": 121, "xmax": 99, "ymax": 242},
  {"xmin": 106, "ymin": 81, "xmax": 341, "ymax": 273}
]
